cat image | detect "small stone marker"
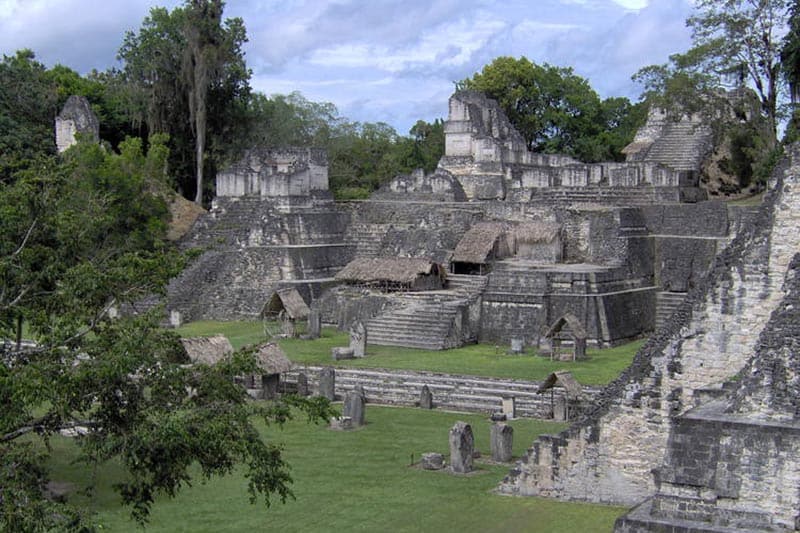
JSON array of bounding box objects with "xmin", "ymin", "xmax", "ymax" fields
[
  {"xmin": 502, "ymin": 396, "xmax": 516, "ymax": 419},
  {"xmin": 350, "ymin": 321, "xmax": 367, "ymax": 358},
  {"xmin": 419, "ymin": 385, "xmax": 433, "ymax": 409},
  {"xmin": 329, "ymin": 417, "xmax": 352, "ymax": 430},
  {"xmin": 319, "ymin": 366, "xmax": 335, "ymax": 401},
  {"xmin": 421, "ymin": 452, "xmax": 445, "ymax": 470},
  {"xmin": 553, "ymin": 396, "xmax": 567, "ymax": 421},
  {"xmin": 331, "ymin": 346, "xmax": 355, "ymax": 360},
  {"xmin": 490, "ymin": 423, "xmax": 514, "ymax": 462},
  {"xmin": 296, "ymin": 372, "xmax": 309, "ymax": 396},
  {"xmin": 510, "ymin": 338, "xmax": 524, "ymax": 354},
  {"xmin": 307, "ymin": 310, "xmax": 321, "ymax": 339},
  {"xmin": 343, "ymin": 387, "xmax": 366, "ymax": 427},
  {"xmin": 449, "ymin": 421, "xmax": 474, "ymax": 474}
]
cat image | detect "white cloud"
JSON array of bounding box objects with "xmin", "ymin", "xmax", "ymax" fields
[{"xmin": 612, "ymin": 0, "xmax": 649, "ymax": 9}]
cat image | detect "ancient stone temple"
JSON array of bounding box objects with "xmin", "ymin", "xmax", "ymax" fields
[
  {"xmin": 498, "ymin": 145, "xmax": 800, "ymax": 531},
  {"xmin": 168, "ymin": 89, "xmax": 752, "ymax": 355},
  {"xmin": 55, "ymin": 95, "xmax": 99, "ymax": 153}
]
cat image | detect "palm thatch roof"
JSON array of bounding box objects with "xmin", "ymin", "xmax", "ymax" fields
[
  {"xmin": 335, "ymin": 257, "xmax": 442, "ymax": 284},
  {"xmin": 263, "ymin": 288, "xmax": 310, "ymax": 320},
  {"xmin": 180, "ymin": 335, "xmax": 234, "ymax": 366},
  {"xmin": 537, "ymin": 370, "xmax": 584, "ymax": 399},
  {"xmin": 255, "ymin": 342, "xmax": 293, "ymax": 374},
  {"xmin": 514, "ymin": 222, "xmax": 561, "ymax": 244},
  {"xmin": 544, "ymin": 313, "xmax": 588, "ymax": 339},
  {"xmin": 452, "ymin": 222, "xmax": 507, "ymax": 264}
]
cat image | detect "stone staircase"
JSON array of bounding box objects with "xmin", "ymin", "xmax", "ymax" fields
[
  {"xmin": 527, "ymin": 186, "xmax": 670, "ymax": 206},
  {"xmin": 365, "ymin": 274, "xmax": 488, "ymax": 350},
  {"xmin": 284, "ymin": 366, "xmax": 601, "ymax": 418},
  {"xmin": 343, "ymin": 223, "xmax": 395, "ymax": 257},
  {"xmin": 655, "ymin": 291, "xmax": 686, "ymax": 331},
  {"xmin": 644, "ymin": 121, "xmax": 711, "ymax": 172}
]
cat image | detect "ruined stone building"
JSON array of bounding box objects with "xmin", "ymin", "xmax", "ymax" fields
[
  {"xmin": 160, "ymin": 89, "xmax": 800, "ymax": 528},
  {"xmin": 166, "ymin": 90, "xmax": 754, "ymax": 354},
  {"xmin": 55, "ymin": 95, "xmax": 99, "ymax": 153},
  {"xmin": 500, "ymin": 146, "xmax": 800, "ymax": 531}
]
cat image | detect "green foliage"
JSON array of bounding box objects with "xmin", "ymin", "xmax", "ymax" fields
[
  {"xmin": 118, "ymin": 0, "xmax": 251, "ymax": 203},
  {"xmin": 0, "ymin": 138, "xmax": 333, "ymax": 530},
  {"xmin": 459, "ymin": 56, "xmax": 643, "ymax": 162},
  {"xmin": 684, "ymin": 0, "xmax": 788, "ymax": 142},
  {"xmin": 238, "ymin": 91, "xmax": 445, "ymax": 199},
  {"xmin": 0, "ymin": 50, "xmax": 59, "ymax": 182}
]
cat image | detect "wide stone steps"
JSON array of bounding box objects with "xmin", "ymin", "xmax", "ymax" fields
[
  {"xmin": 528, "ymin": 186, "xmax": 661, "ymax": 205},
  {"xmin": 284, "ymin": 366, "xmax": 601, "ymax": 418},
  {"xmin": 655, "ymin": 291, "xmax": 686, "ymax": 331},
  {"xmin": 366, "ymin": 304, "xmax": 460, "ymax": 350},
  {"xmin": 645, "ymin": 122, "xmax": 709, "ymax": 171},
  {"xmin": 446, "ymin": 273, "xmax": 489, "ymax": 294}
]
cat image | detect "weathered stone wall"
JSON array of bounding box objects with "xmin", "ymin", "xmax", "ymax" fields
[
  {"xmin": 441, "ymin": 91, "xmax": 704, "ymax": 202},
  {"xmin": 498, "ymin": 145, "xmax": 800, "ymax": 506},
  {"xmin": 216, "ymin": 147, "xmax": 328, "ymax": 197},
  {"xmin": 55, "ymin": 95, "xmax": 99, "ymax": 153},
  {"xmin": 284, "ymin": 366, "xmax": 601, "ymax": 419}
]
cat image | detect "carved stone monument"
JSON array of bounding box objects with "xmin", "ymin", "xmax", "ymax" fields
[
  {"xmin": 421, "ymin": 452, "xmax": 445, "ymax": 470},
  {"xmin": 350, "ymin": 321, "xmax": 367, "ymax": 358},
  {"xmin": 491, "ymin": 423, "xmax": 514, "ymax": 462},
  {"xmin": 449, "ymin": 421, "xmax": 474, "ymax": 474},
  {"xmin": 307, "ymin": 309, "xmax": 321, "ymax": 339},
  {"xmin": 343, "ymin": 386, "xmax": 366, "ymax": 427},
  {"xmin": 331, "ymin": 347, "xmax": 355, "ymax": 360},
  {"xmin": 319, "ymin": 366, "xmax": 335, "ymax": 401},
  {"xmin": 419, "ymin": 385, "xmax": 433, "ymax": 409}
]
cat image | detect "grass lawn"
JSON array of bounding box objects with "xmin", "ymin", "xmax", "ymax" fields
[
  {"xmin": 50, "ymin": 405, "xmax": 626, "ymax": 532},
  {"xmin": 176, "ymin": 321, "xmax": 644, "ymax": 385}
]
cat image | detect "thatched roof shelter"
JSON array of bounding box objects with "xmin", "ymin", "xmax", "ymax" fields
[
  {"xmin": 180, "ymin": 335, "xmax": 234, "ymax": 366},
  {"xmin": 537, "ymin": 370, "xmax": 584, "ymax": 400},
  {"xmin": 255, "ymin": 343, "xmax": 293, "ymax": 375},
  {"xmin": 335, "ymin": 257, "xmax": 444, "ymax": 286},
  {"xmin": 514, "ymin": 222, "xmax": 561, "ymax": 244},
  {"xmin": 262, "ymin": 288, "xmax": 310, "ymax": 320},
  {"xmin": 544, "ymin": 313, "xmax": 588, "ymax": 340},
  {"xmin": 452, "ymin": 222, "xmax": 508, "ymax": 264}
]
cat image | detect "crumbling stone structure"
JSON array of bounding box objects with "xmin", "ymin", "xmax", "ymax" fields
[
  {"xmin": 55, "ymin": 95, "xmax": 99, "ymax": 153},
  {"xmin": 439, "ymin": 91, "xmax": 706, "ymax": 203},
  {"xmin": 168, "ymin": 90, "xmax": 750, "ymax": 353},
  {"xmin": 498, "ymin": 145, "xmax": 800, "ymax": 531}
]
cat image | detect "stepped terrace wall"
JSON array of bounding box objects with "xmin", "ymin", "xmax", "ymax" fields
[
  {"xmin": 284, "ymin": 366, "xmax": 601, "ymax": 419},
  {"xmin": 497, "ymin": 145, "xmax": 800, "ymax": 506}
]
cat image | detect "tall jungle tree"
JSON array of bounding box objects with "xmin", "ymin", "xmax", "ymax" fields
[{"xmin": 119, "ymin": 0, "xmax": 250, "ymax": 203}]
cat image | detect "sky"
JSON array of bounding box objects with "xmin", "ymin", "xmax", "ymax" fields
[{"xmin": 0, "ymin": 0, "xmax": 695, "ymax": 134}]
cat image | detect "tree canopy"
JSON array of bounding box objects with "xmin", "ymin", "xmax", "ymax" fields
[
  {"xmin": 118, "ymin": 0, "xmax": 251, "ymax": 204},
  {"xmin": 0, "ymin": 137, "xmax": 332, "ymax": 530},
  {"xmin": 458, "ymin": 56, "xmax": 645, "ymax": 162}
]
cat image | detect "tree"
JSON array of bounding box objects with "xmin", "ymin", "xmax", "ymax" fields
[
  {"xmin": 118, "ymin": 0, "xmax": 251, "ymax": 203},
  {"xmin": 459, "ymin": 56, "xmax": 642, "ymax": 162},
  {"xmin": 0, "ymin": 137, "xmax": 332, "ymax": 529},
  {"xmin": 781, "ymin": 1, "xmax": 800, "ymax": 140},
  {"xmin": 686, "ymin": 0, "xmax": 789, "ymax": 144},
  {"xmin": 0, "ymin": 50, "xmax": 59, "ymax": 182}
]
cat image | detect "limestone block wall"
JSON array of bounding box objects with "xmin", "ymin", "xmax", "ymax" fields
[
  {"xmin": 216, "ymin": 147, "xmax": 328, "ymax": 197},
  {"xmin": 283, "ymin": 366, "xmax": 602, "ymax": 419},
  {"xmin": 498, "ymin": 145, "xmax": 800, "ymax": 506}
]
